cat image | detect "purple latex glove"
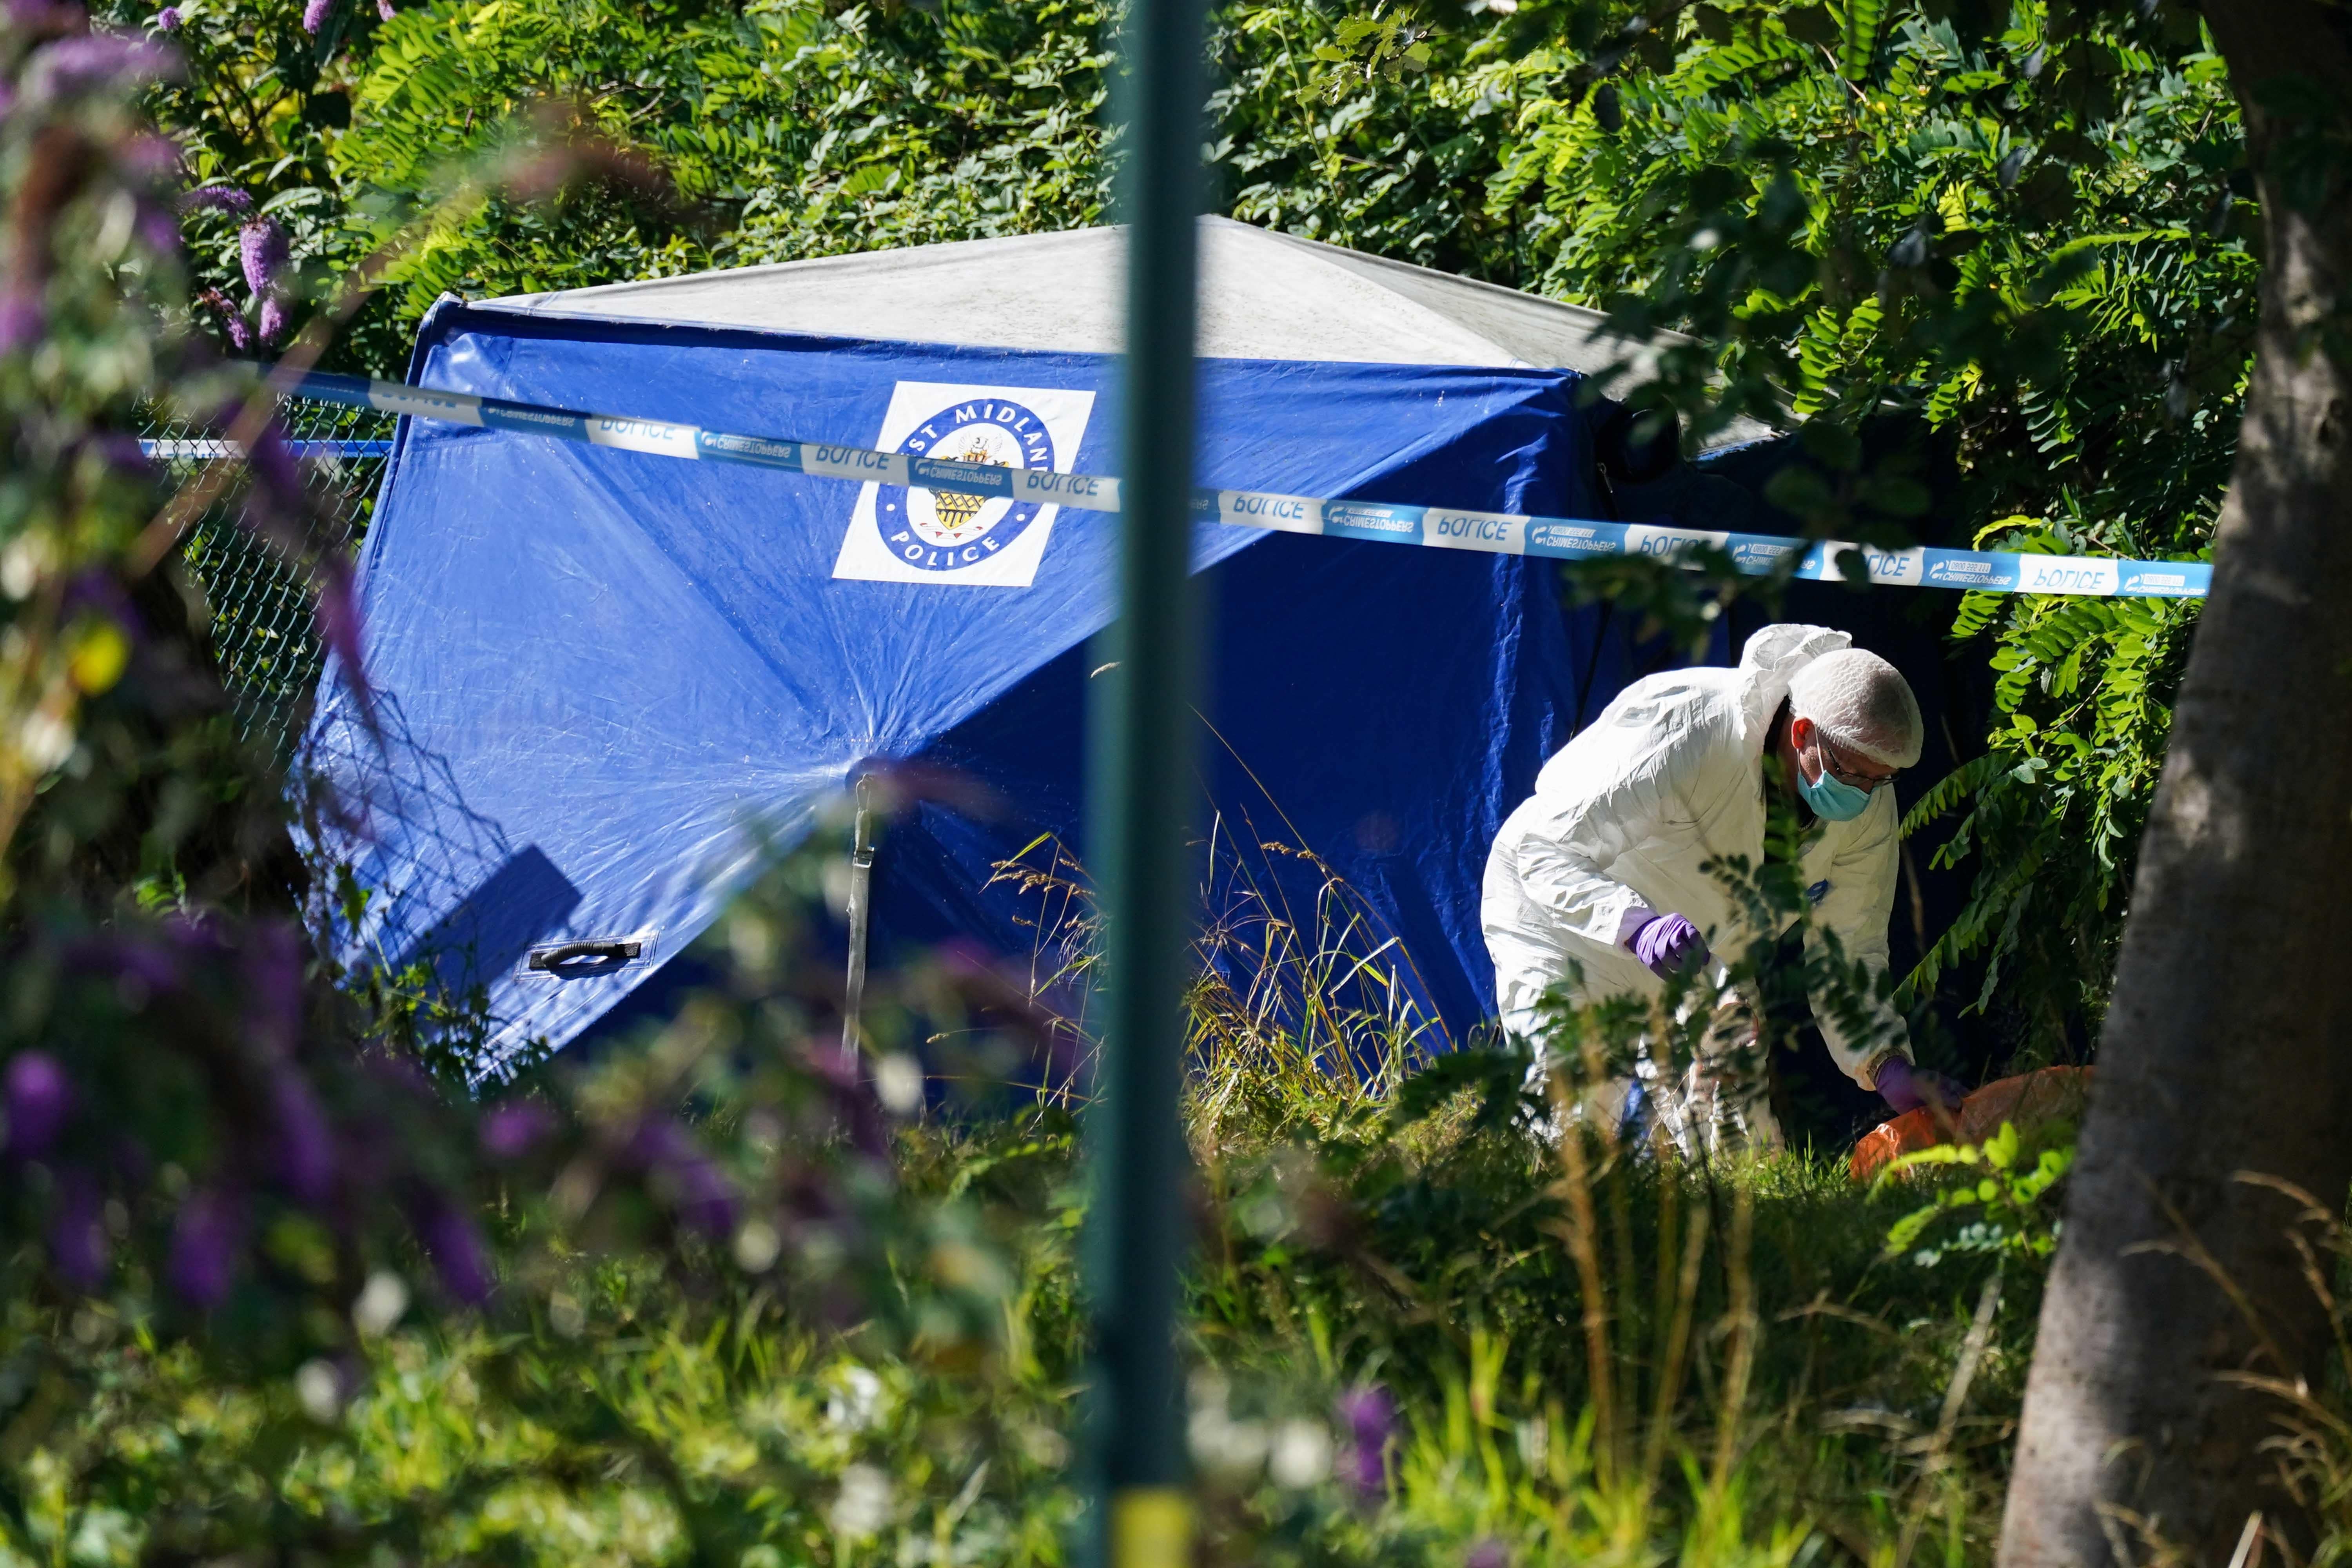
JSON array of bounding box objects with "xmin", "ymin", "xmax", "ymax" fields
[
  {"xmin": 1876, "ymin": 1057, "xmax": 1964, "ymax": 1114},
  {"xmin": 1624, "ymin": 913, "xmax": 1708, "ymax": 978}
]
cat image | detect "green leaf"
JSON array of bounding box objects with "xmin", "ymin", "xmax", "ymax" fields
[{"xmin": 1837, "ymin": 0, "xmax": 1886, "ymax": 80}]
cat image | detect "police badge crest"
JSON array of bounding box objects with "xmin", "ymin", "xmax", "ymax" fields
[{"xmin": 831, "ymin": 381, "xmax": 1097, "ymax": 587}]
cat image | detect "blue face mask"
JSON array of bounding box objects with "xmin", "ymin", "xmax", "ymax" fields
[{"xmin": 1797, "ymin": 758, "xmax": 1873, "ymax": 821}]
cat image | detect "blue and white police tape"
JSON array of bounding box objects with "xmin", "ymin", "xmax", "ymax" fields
[
  {"xmin": 142, "ymin": 438, "xmax": 395, "ymax": 461},
  {"xmin": 290, "ymin": 368, "xmax": 2211, "ymax": 601}
]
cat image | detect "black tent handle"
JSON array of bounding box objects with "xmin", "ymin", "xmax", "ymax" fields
[{"xmin": 528, "ymin": 938, "xmax": 642, "ymax": 972}]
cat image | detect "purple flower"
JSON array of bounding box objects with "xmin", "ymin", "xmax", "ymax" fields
[
  {"xmin": 669, "ymin": 1157, "xmax": 737, "ymax": 1239},
  {"xmin": 375, "ymin": 0, "xmax": 391, "ymax": 16},
  {"xmin": 0, "ymin": 290, "xmax": 42, "ymax": 354},
  {"xmin": 625, "ymin": 1118, "xmax": 738, "ymax": 1240},
  {"xmin": 270, "ymin": 1072, "xmax": 334, "ymax": 1205},
  {"xmin": 83, "ymin": 432, "xmax": 151, "ymax": 476},
  {"xmin": 315, "ymin": 555, "xmax": 365, "ymax": 669},
  {"xmin": 49, "ymin": 1169, "xmax": 109, "ymax": 1290},
  {"xmin": 238, "ymin": 216, "xmax": 287, "ymax": 298},
  {"xmin": 62, "ymin": 568, "xmax": 140, "ymax": 622},
  {"xmin": 413, "ymin": 1192, "xmax": 491, "ymax": 1305},
  {"xmin": 258, "ymin": 294, "xmax": 290, "ymax": 345},
  {"xmin": 118, "ymin": 133, "xmax": 181, "ymax": 182},
  {"xmin": 194, "ymin": 288, "xmax": 250, "ymax": 352},
  {"xmin": 480, "ymin": 1100, "xmax": 557, "ymax": 1159},
  {"xmin": 301, "ymin": 0, "xmax": 331, "ymax": 31},
  {"xmin": 805, "ymin": 1034, "xmax": 861, "ymax": 1092},
  {"xmin": 236, "ymin": 417, "xmax": 310, "ymax": 554},
  {"xmin": 1336, "ymin": 1385, "xmax": 1397, "ymax": 1501},
  {"xmin": 1465, "ymin": 1543, "xmax": 1509, "ymax": 1568},
  {"xmin": 243, "ymin": 417, "xmax": 303, "ymax": 511},
  {"xmin": 63, "ymin": 931, "xmax": 181, "ymax": 996},
  {"xmin": 181, "ymin": 185, "xmax": 252, "ymax": 216},
  {"xmin": 133, "ymin": 205, "xmax": 179, "ymax": 257},
  {"xmin": 155, "ymin": 5, "xmax": 179, "ymax": 26},
  {"xmin": 9, "ymin": 0, "xmax": 91, "ymax": 32},
  {"xmin": 313, "ymin": 557, "xmax": 376, "ymax": 724},
  {"xmin": 164, "ymin": 908, "xmax": 229, "ymax": 956},
  {"xmin": 1341, "ymin": 1385, "xmax": 1397, "ymax": 1448},
  {"xmin": 168, "ymin": 1189, "xmax": 244, "ymax": 1309},
  {"xmin": 25, "ymin": 34, "xmax": 175, "ymax": 100},
  {"xmin": 135, "ymin": 201, "xmax": 181, "ymax": 257},
  {"xmin": 5, "ymin": 1052, "xmax": 73, "ymax": 1160}
]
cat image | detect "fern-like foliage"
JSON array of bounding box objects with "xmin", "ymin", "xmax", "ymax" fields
[
  {"xmin": 1900, "ymin": 520, "xmax": 2204, "ymax": 1054},
  {"xmin": 1470, "ymin": 1, "xmax": 2246, "ymax": 1062},
  {"xmin": 1835, "ymin": 0, "xmax": 1889, "ymax": 81}
]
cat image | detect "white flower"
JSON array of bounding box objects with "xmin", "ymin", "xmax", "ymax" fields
[
  {"xmin": 17, "ymin": 710, "xmax": 73, "ymax": 772},
  {"xmin": 1, "ymin": 536, "xmax": 50, "ymax": 600},
  {"xmin": 295, "ymin": 1359, "xmax": 343, "ymax": 1423},
  {"xmin": 831, "ymin": 1463, "xmax": 893, "ymax": 1538},
  {"xmin": 733, "ymin": 1218, "xmax": 780, "ymax": 1272},
  {"xmin": 352, "ymin": 1271, "xmax": 408, "ymax": 1337},
  {"xmin": 1188, "ymin": 1404, "xmax": 1270, "ymax": 1479},
  {"xmin": 1268, "ymin": 1419, "xmax": 1333, "ymax": 1488},
  {"xmin": 827, "ymin": 1365, "xmax": 884, "ymax": 1432},
  {"xmin": 873, "ymin": 1053, "xmax": 924, "ymax": 1115}
]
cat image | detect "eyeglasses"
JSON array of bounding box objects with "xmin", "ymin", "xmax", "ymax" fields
[{"xmin": 1815, "ymin": 734, "xmax": 1899, "ymax": 793}]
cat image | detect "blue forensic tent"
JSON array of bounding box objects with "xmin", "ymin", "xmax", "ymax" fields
[{"xmin": 310, "ymin": 218, "xmax": 1782, "ymax": 1080}]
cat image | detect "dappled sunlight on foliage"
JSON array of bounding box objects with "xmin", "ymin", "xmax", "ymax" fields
[
  {"xmin": 121, "ymin": 0, "xmax": 2247, "ymax": 1071},
  {"xmin": 1, "ymin": 765, "xmax": 2053, "ymax": 1565},
  {"xmin": 6, "ymin": 0, "xmax": 2328, "ymax": 1558}
]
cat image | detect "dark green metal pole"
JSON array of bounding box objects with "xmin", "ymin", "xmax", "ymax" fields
[{"xmin": 1084, "ymin": 0, "xmax": 1204, "ymax": 1550}]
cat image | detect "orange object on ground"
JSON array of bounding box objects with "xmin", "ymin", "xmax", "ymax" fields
[{"xmin": 1849, "ymin": 1065, "xmax": 2092, "ymax": 1183}]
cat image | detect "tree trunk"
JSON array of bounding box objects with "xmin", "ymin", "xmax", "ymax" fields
[{"xmin": 1998, "ymin": 8, "xmax": 2352, "ymax": 1563}]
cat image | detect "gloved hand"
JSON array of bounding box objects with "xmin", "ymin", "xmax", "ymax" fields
[
  {"xmin": 1876, "ymin": 1057, "xmax": 1965, "ymax": 1115},
  {"xmin": 1624, "ymin": 913, "xmax": 1709, "ymax": 978}
]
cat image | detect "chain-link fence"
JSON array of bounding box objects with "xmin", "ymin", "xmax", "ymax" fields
[{"xmin": 141, "ymin": 398, "xmax": 394, "ymax": 751}]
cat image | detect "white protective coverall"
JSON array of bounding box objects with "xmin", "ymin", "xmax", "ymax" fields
[{"xmin": 1481, "ymin": 623, "xmax": 1913, "ymax": 1107}]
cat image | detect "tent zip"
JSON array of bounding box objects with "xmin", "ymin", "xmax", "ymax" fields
[{"xmin": 842, "ymin": 773, "xmax": 877, "ymax": 1053}]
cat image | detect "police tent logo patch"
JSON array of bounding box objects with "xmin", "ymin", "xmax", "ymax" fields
[{"xmin": 831, "ymin": 381, "xmax": 1096, "ymax": 588}]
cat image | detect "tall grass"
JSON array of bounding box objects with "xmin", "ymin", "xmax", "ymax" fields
[
  {"xmin": 975, "ymin": 821, "xmax": 2039, "ymax": 1564},
  {"xmin": 3, "ymin": 820, "xmax": 2056, "ymax": 1568},
  {"xmin": 987, "ymin": 817, "xmax": 1448, "ymax": 1149}
]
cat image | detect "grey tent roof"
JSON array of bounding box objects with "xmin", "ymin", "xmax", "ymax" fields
[{"xmin": 490, "ymin": 217, "xmax": 1778, "ymax": 449}]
